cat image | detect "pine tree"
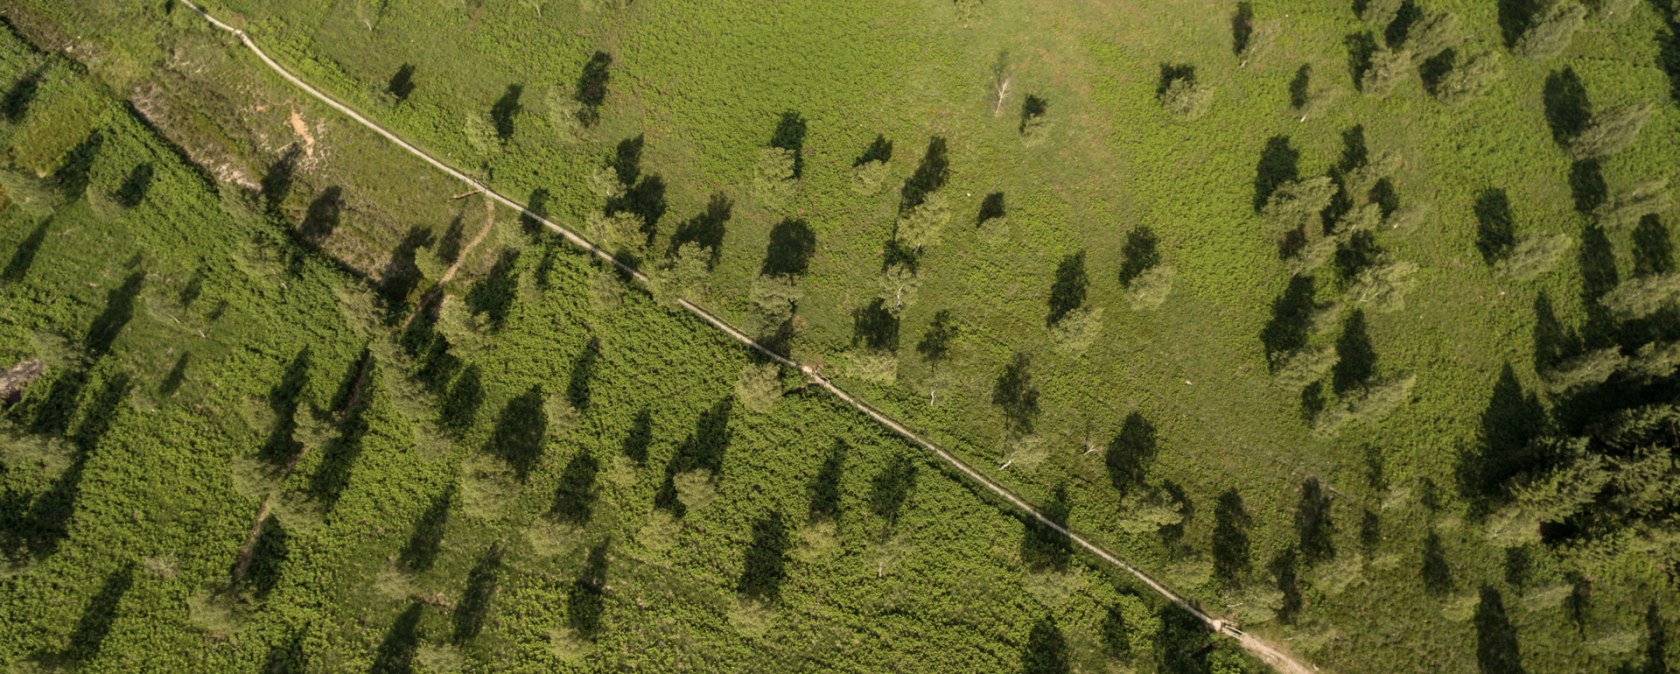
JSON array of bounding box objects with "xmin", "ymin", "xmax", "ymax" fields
[
  {"xmin": 1569, "ymin": 104, "xmax": 1651, "ymax": 160},
  {"xmin": 1406, "ymin": 12, "xmax": 1467, "ymax": 62},
  {"xmin": 1360, "ymin": 47, "xmax": 1413, "ymax": 97},
  {"xmin": 1262, "ymin": 177, "xmax": 1336, "ymax": 233},
  {"xmin": 1516, "ymin": 1, "xmax": 1587, "ymax": 59},
  {"xmin": 1593, "ymin": 179, "xmax": 1670, "ymax": 229},
  {"xmin": 1602, "ymin": 271, "xmax": 1680, "ymax": 320},
  {"xmin": 1434, "ymin": 52, "xmax": 1505, "ymax": 105}
]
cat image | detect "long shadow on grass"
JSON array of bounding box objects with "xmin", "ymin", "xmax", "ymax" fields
[
  {"xmin": 852, "ymin": 299, "xmax": 900, "ymax": 352},
  {"xmin": 1455, "ymin": 364, "xmax": 1548, "ymax": 504},
  {"xmin": 1260, "ymin": 275, "xmax": 1318, "ymax": 367},
  {"xmin": 159, "ymin": 352, "xmax": 190, "ymax": 397},
  {"xmin": 1633, "ymin": 215, "xmax": 1674, "ymax": 277},
  {"xmin": 1254, "ymin": 135, "xmax": 1300, "ymax": 212},
  {"xmin": 1232, "ymin": 2, "xmax": 1255, "ymax": 55},
  {"xmin": 567, "ymin": 337, "xmax": 601, "ymax": 411},
  {"xmin": 1532, "ymin": 292, "xmax": 1578, "ymax": 372},
  {"xmin": 1422, "ymin": 530, "xmax": 1453, "ymax": 595},
  {"xmin": 992, "ymin": 353, "xmax": 1039, "ymax": 436},
  {"xmin": 1106, "ymin": 412, "xmax": 1157, "ymax": 498},
  {"xmin": 299, "ymin": 186, "xmax": 343, "ymax": 245},
  {"xmin": 1569, "ymin": 159, "xmax": 1606, "ymax": 214},
  {"xmin": 761, "ymin": 218, "xmax": 815, "ymax": 277},
  {"xmin": 574, "ymin": 52, "xmax": 612, "ymax": 128},
  {"xmin": 1344, "ymin": 32, "xmax": 1378, "ymax": 91},
  {"xmin": 371, "ymin": 602, "xmax": 423, "ymax": 674},
  {"xmin": 1118, "ymin": 228, "xmax": 1160, "ymax": 287},
  {"xmin": 770, "ymin": 111, "xmax": 807, "ymax": 178},
  {"xmin": 669, "ymin": 193, "xmax": 731, "ymax": 267},
  {"xmin": 1474, "ymin": 189, "xmax": 1516, "ymax": 264},
  {"xmin": 1270, "ymin": 547, "xmax": 1303, "ymax": 624},
  {"xmin": 1332, "ymin": 309, "xmax": 1375, "ymax": 394},
  {"xmin": 1020, "ymin": 484, "xmax": 1072, "ymax": 572},
  {"xmin": 900, "ymin": 137, "xmax": 949, "ymax": 213},
  {"xmin": 62, "ymin": 562, "xmax": 135, "ymax": 663},
  {"xmin": 808, "ymin": 440, "xmax": 846, "ymax": 525},
  {"xmin": 654, "ymin": 398, "xmax": 733, "ymax": 516},
  {"xmin": 620, "ymin": 408, "xmax": 653, "ymax": 465},
  {"xmin": 568, "ymin": 539, "xmax": 610, "ymax": 638},
  {"xmin": 309, "ymin": 368, "xmax": 379, "ymax": 507},
  {"xmin": 491, "ymin": 84, "xmax": 522, "ymax": 142},
  {"xmin": 260, "ymin": 146, "xmax": 301, "ymax": 215},
  {"xmin": 735, "ymin": 512, "xmax": 790, "ymax": 602},
  {"xmin": 116, "ymin": 162, "xmax": 154, "ymax": 209},
  {"xmin": 1, "ymin": 67, "xmax": 43, "ymax": 122},
  {"xmin": 2, "ymin": 219, "xmax": 50, "ymax": 284},
  {"xmin": 53, "ymin": 131, "xmax": 103, "ymax": 202},
  {"xmin": 1475, "ymin": 586, "xmax": 1526, "ymax": 674},
  {"xmin": 1021, "ymin": 616, "xmax": 1070, "ymax": 674},
  {"xmin": 1046, "ymin": 252, "xmax": 1087, "ymax": 326},
  {"xmin": 1296, "ymin": 477, "xmax": 1335, "ymax": 564},
  {"xmin": 1543, "ymin": 68, "xmax": 1591, "ymax": 146},
  {"xmin": 262, "ymin": 628, "xmax": 307, "ymax": 674},
  {"xmin": 379, "ymin": 226, "xmax": 434, "ymax": 322},
  {"xmin": 85, "ymin": 271, "xmax": 145, "ymax": 358},
  {"xmin": 1498, "ymin": 0, "xmax": 1543, "ymax": 48},
  {"xmin": 399, "ymin": 485, "xmax": 453, "ymax": 574},
  {"xmin": 237, "ymin": 515, "xmax": 289, "ymax": 599},
  {"xmin": 1212, "ymin": 489, "xmax": 1252, "ymax": 586},
  {"xmin": 1155, "ymin": 603, "xmax": 1212, "ymax": 674},
  {"xmin": 387, "ymin": 64, "xmax": 416, "ymax": 102},
  {"xmin": 870, "ymin": 453, "xmax": 917, "ymax": 528},
  {"xmin": 856, "ymin": 134, "xmax": 893, "ymax": 166},
  {"xmin": 485, "ymin": 385, "xmax": 548, "ymax": 481},
  {"xmin": 465, "ymin": 248, "xmax": 520, "ymax": 331},
  {"xmin": 452, "ymin": 543, "xmax": 503, "ymax": 644},
  {"xmin": 551, "ymin": 452, "xmax": 600, "ymax": 525},
  {"xmin": 6, "ymin": 371, "xmax": 129, "ymax": 559}
]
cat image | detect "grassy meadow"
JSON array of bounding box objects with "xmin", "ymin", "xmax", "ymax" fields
[{"xmin": 2, "ymin": 0, "xmax": 1679, "ymax": 672}]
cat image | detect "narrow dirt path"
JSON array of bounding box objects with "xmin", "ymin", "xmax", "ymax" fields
[
  {"xmin": 177, "ymin": 4, "xmax": 1315, "ymax": 672},
  {"xmin": 438, "ymin": 195, "xmax": 495, "ymax": 285}
]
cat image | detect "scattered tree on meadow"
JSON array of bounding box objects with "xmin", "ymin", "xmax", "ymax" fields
[
  {"xmin": 750, "ymin": 273, "xmax": 803, "ymax": 328},
  {"xmin": 1516, "ymin": 0, "xmax": 1587, "ymax": 59},
  {"xmin": 1434, "ymin": 52, "xmax": 1506, "ymax": 105},
  {"xmin": 1359, "ymin": 0, "xmax": 1402, "ymax": 26},
  {"xmin": 1593, "ymin": 178, "xmax": 1671, "ymax": 229},
  {"xmin": 1158, "ymin": 66, "xmax": 1212, "ymax": 119},
  {"xmin": 1601, "ymin": 271, "xmax": 1680, "ymax": 320},
  {"xmin": 877, "ymin": 261, "xmax": 920, "ymax": 315},
  {"xmin": 1493, "ymin": 232, "xmax": 1572, "ymax": 280},
  {"xmin": 1263, "ymin": 176, "xmax": 1336, "ymax": 235},
  {"xmin": 1360, "ymin": 47, "xmax": 1413, "ymax": 97},
  {"xmin": 894, "ymin": 192, "xmax": 950, "ymax": 251},
  {"xmin": 1568, "ymin": 104, "xmax": 1651, "ymax": 160},
  {"xmin": 1405, "ymin": 12, "xmax": 1467, "ymax": 63},
  {"xmin": 735, "ymin": 362, "xmax": 782, "ymax": 413}
]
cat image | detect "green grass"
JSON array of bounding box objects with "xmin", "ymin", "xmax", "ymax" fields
[
  {"xmin": 0, "ymin": 22, "xmax": 1273, "ymax": 673},
  {"xmin": 4, "ymin": 0, "xmax": 1680, "ymax": 671}
]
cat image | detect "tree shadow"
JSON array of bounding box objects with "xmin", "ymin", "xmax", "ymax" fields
[
  {"xmin": 72, "ymin": 371, "xmax": 132, "ymax": 454},
  {"xmin": 1101, "ymin": 601, "xmax": 1132, "ymax": 660},
  {"xmin": 1155, "ymin": 603, "xmax": 1212, "ymax": 674},
  {"xmin": 53, "ymin": 130, "xmax": 103, "ymax": 201},
  {"xmin": 1384, "ymin": 0, "xmax": 1422, "ymax": 47},
  {"xmin": 465, "ymin": 248, "xmax": 520, "ymax": 330},
  {"xmin": 1663, "ymin": 12, "xmax": 1680, "ymax": 108},
  {"xmin": 440, "ymin": 363, "xmax": 485, "ymax": 434},
  {"xmin": 869, "ymin": 453, "xmax": 918, "ymax": 527},
  {"xmin": 977, "ymin": 192, "xmax": 1005, "ymax": 226},
  {"xmin": 1332, "ymin": 309, "xmax": 1376, "ymax": 394},
  {"xmin": 64, "ymin": 562, "xmax": 135, "ymax": 662},
  {"xmin": 452, "ymin": 543, "xmax": 503, "ymax": 644},
  {"xmin": 656, "ymin": 398, "xmax": 733, "ymax": 516},
  {"xmin": 85, "ymin": 271, "xmax": 145, "ymax": 358},
  {"xmin": 1261, "ymin": 275, "xmax": 1317, "ymax": 366},
  {"xmin": 1046, "ymin": 252, "xmax": 1087, "ymax": 325},
  {"xmin": 260, "ymin": 347, "xmax": 312, "ymax": 464},
  {"xmin": 669, "ymin": 192, "xmax": 731, "ymax": 266},
  {"xmin": 115, "ymin": 162, "xmax": 154, "ymax": 209},
  {"xmin": 1254, "ymin": 135, "xmax": 1301, "ymax": 211},
  {"xmin": 736, "ymin": 512, "xmax": 789, "ymax": 602},
  {"xmin": 1156, "ymin": 63, "xmax": 1197, "ymax": 98},
  {"xmin": 551, "ymin": 452, "xmax": 600, "ymax": 525},
  {"xmin": 855, "ymin": 134, "xmax": 893, "ymax": 167},
  {"xmin": 567, "ymin": 539, "xmax": 610, "ymax": 638},
  {"xmin": 1019, "ymin": 94, "xmax": 1048, "ymax": 133},
  {"xmin": 574, "ymin": 51, "xmax": 612, "ymax": 127},
  {"xmin": 260, "ymin": 145, "xmax": 301, "ymax": 215},
  {"xmin": 1, "ymin": 67, "xmax": 43, "ymax": 122},
  {"xmin": 900, "ymin": 136, "xmax": 949, "ymax": 213},
  {"xmin": 380, "ymin": 226, "xmax": 433, "ymax": 320},
  {"xmin": 1569, "ymin": 159, "xmax": 1606, "ymax": 214},
  {"xmin": 1504, "ymin": 546, "xmax": 1531, "ymax": 589},
  {"xmin": 387, "ymin": 64, "xmax": 416, "ymax": 102},
  {"xmin": 760, "ymin": 217, "xmax": 815, "ymax": 277},
  {"xmin": 309, "ymin": 372, "xmax": 377, "ymax": 506},
  {"xmin": 491, "ymin": 84, "xmax": 522, "ymax": 143},
  {"xmin": 1579, "ymin": 224, "xmax": 1619, "ymax": 305},
  {"xmin": 1345, "ymin": 32, "xmax": 1378, "ymax": 90},
  {"xmin": 262, "ymin": 627, "xmax": 307, "ymax": 674},
  {"xmin": 485, "ymin": 385, "xmax": 548, "ymax": 481},
  {"xmin": 1456, "ymin": 364, "xmax": 1548, "ymax": 503},
  {"xmin": 398, "ymin": 485, "xmax": 454, "ymax": 573},
  {"xmin": 1118, "ymin": 228, "xmax": 1161, "ymax": 287},
  {"xmin": 1021, "ymin": 616, "xmax": 1071, "ymax": 674},
  {"xmin": 1633, "ymin": 215, "xmax": 1673, "ymax": 277},
  {"xmin": 1474, "ymin": 586, "xmax": 1526, "ymax": 674},
  {"xmin": 1295, "ymin": 477, "xmax": 1335, "ymax": 564},
  {"xmin": 917, "ymin": 309, "xmax": 958, "ymax": 364},
  {"xmin": 1543, "ymin": 68, "xmax": 1591, "ymax": 146},
  {"xmin": 521, "ymin": 187, "xmax": 550, "ymax": 238},
  {"xmin": 1021, "ymin": 485, "xmax": 1073, "ymax": 572},
  {"xmin": 1422, "ymin": 530, "xmax": 1453, "ymax": 594},
  {"xmin": 434, "ymin": 213, "xmax": 465, "ymax": 266},
  {"xmin": 566, "ymin": 337, "xmax": 601, "ymax": 411},
  {"xmin": 2, "ymin": 219, "xmax": 49, "ymax": 283},
  {"xmin": 1642, "ymin": 603, "xmax": 1668, "ymax": 674},
  {"xmin": 1105, "ymin": 412, "xmax": 1157, "ymax": 498},
  {"xmin": 1360, "ymin": 508, "xmax": 1381, "ymax": 552},
  {"xmin": 1212, "ymin": 489, "xmax": 1252, "ymax": 585},
  {"xmin": 1289, "ymin": 64, "xmax": 1312, "ymax": 109},
  {"xmin": 1271, "ymin": 547, "xmax": 1303, "ymax": 624},
  {"xmin": 992, "ymin": 353, "xmax": 1039, "ymax": 436},
  {"xmin": 611, "ymin": 135, "xmax": 644, "ymax": 186},
  {"xmin": 1232, "ymin": 2, "xmax": 1255, "ymax": 56},
  {"xmin": 808, "ymin": 440, "xmax": 846, "ymax": 524},
  {"xmin": 1157, "ymin": 480, "xmax": 1193, "ymax": 548},
  {"xmin": 1475, "ymin": 189, "xmax": 1516, "ymax": 264},
  {"xmin": 1420, "ymin": 49, "xmax": 1457, "ymax": 96},
  {"xmin": 607, "ymin": 176, "xmax": 667, "ymax": 247},
  {"xmin": 299, "ymin": 186, "xmax": 343, "ymax": 245},
  {"xmin": 1498, "ymin": 0, "xmax": 1543, "ymax": 48},
  {"xmin": 240, "ymin": 516, "xmax": 289, "ymax": 599},
  {"xmin": 620, "ymin": 408, "xmax": 653, "ymax": 465},
  {"xmin": 852, "ymin": 299, "xmax": 900, "ymax": 352},
  {"xmin": 159, "ymin": 351, "xmax": 189, "ymax": 396},
  {"xmin": 770, "ymin": 111, "xmax": 808, "ymax": 178},
  {"xmin": 371, "ymin": 602, "xmax": 423, "ymax": 674},
  {"xmin": 1532, "ymin": 292, "xmax": 1578, "ymax": 372}
]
